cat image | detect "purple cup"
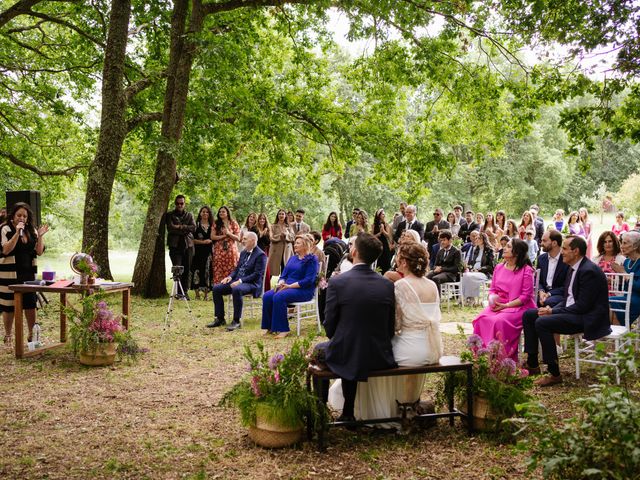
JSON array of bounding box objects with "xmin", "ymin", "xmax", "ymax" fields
[{"xmin": 42, "ymin": 271, "xmax": 55, "ymax": 281}]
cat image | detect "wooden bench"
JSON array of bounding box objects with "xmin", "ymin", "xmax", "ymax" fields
[{"xmin": 306, "ymin": 355, "xmax": 474, "ymax": 450}]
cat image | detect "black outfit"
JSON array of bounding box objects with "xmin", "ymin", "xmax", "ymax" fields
[
  {"xmin": 166, "ymin": 209, "xmax": 196, "ymax": 290},
  {"xmin": 257, "ymin": 228, "xmax": 270, "ymax": 253},
  {"xmin": 316, "ymin": 264, "xmax": 396, "ymax": 418},
  {"xmin": 536, "ymin": 252, "xmax": 570, "ymax": 307},
  {"xmin": 426, "ymin": 246, "xmax": 461, "ymax": 293},
  {"xmin": 393, "ymin": 219, "xmax": 425, "ymax": 243},
  {"xmin": 0, "ymin": 224, "xmax": 38, "ymax": 311},
  {"xmin": 534, "ymin": 217, "xmax": 544, "ymax": 245},
  {"xmin": 373, "ymin": 224, "xmax": 393, "ymax": 274},
  {"xmin": 523, "ymin": 258, "xmax": 611, "ymax": 376},
  {"xmin": 463, "ymin": 245, "xmax": 495, "ymax": 276},
  {"xmin": 191, "ymin": 222, "xmax": 212, "ymax": 291},
  {"xmin": 424, "ymin": 219, "xmax": 451, "ymax": 253},
  {"xmin": 458, "ymin": 221, "xmax": 480, "ymax": 242}
]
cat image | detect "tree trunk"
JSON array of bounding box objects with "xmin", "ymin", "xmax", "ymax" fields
[
  {"xmin": 131, "ymin": 0, "xmax": 204, "ymax": 296},
  {"xmin": 81, "ymin": 0, "xmax": 132, "ymax": 280}
]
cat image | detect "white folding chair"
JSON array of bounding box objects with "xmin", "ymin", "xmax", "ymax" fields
[
  {"xmin": 289, "ymin": 261, "xmax": 327, "ymax": 336},
  {"xmin": 574, "ymin": 272, "xmax": 635, "ymax": 384},
  {"xmin": 441, "ymin": 281, "xmax": 461, "ymax": 312}
]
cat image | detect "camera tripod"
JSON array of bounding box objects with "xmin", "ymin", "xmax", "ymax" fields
[{"xmin": 164, "ymin": 268, "xmax": 194, "ymax": 329}]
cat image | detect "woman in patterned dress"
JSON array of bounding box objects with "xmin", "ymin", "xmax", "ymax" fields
[{"xmin": 211, "ymin": 206, "xmax": 240, "ymax": 284}]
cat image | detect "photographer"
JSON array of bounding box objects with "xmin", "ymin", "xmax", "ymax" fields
[{"xmin": 166, "ymin": 195, "xmax": 196, "ymax": 297}]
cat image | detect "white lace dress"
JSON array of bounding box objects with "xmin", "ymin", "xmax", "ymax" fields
[{"xmin": 328, "ymin": 277, "xmax": 444, "ymax": 422}]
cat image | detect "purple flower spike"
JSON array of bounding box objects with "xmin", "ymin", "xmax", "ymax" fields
[
  {"xmin": 466, "ymin": 334, "xmax": 483, "ymax": 348},
  {"xmin": 268, "ymin": 353, "xmax": 285, "ymax": 370}
]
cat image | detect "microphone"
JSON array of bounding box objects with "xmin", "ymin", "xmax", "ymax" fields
[{"xmin": 19, "ymin": 228, "xmax": 23, "ymax": 238}]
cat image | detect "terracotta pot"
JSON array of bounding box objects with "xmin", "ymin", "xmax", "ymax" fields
[
  {"xmin": 459, "ymin": 394, "xmax": 500, "ymax": 431},
  {"xmin": 248, "ymin": 405, "xmax": 303, "ymax": 448},
  {"xmin": 79, "ymin": 342, "xmax": 117, "ymax": 366}
]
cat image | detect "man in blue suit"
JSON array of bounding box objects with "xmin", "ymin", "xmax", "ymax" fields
[
  {"xmin": 536, "ymin": 230, "xmax": 570, "ymax": 308},
  {"xmin": 523, "ymin": 236, "xmax": 611, "ymax": 386},
  {"xmin": 208, "ymin": 232, "xmax": 267, "ymax": 331},
  {"xmin": 315, "ymin": 233, "xmax": 396, "ymax": 423}
]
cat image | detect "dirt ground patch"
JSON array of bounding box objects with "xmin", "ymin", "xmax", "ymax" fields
[{"xmin": 0, "ymin": 295, "xmax": 599, "ymax": 479}]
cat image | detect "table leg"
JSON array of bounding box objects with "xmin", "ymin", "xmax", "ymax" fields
[
  {"xmin": 122, "ymin": 289, "xmax": 130, "ymax": 329},
  {"xmin": 14, "ymin": 292, "xmax": 24, "ymax": 359},
  {"xmin": 60, "ymin": 293, "xmax": 67, "ymax": 343}
]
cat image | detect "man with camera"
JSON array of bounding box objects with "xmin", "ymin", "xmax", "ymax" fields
[
  {"xmin": 166, "ymin": 195, "xmax": 196, "ymax": 298},
  {"xmin": 208, "ymin": 232, "xmax": 267, "ymax": 331}
]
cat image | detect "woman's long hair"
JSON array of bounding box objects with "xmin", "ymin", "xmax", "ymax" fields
[
  {"xmin": 510, "ymin": 238, "xmax": 532, "ymax": 270},
  {"xmin": 596, "ymin": 231, "xmax": 621, "ymax": 257},
  {"xmin": 274, "ymin": 208, "xmax": 288, "ymax": 225},
  {"xmin": 7, "ymin": 202, "xmax": 36, "ymax": 238},
  {"xmin": 197, "ymin": 206, "xmax": 213, "ymax": 225},
  {"xmin": 215, "ymin": 205, "xmax": 233, "ymax": 234},
  {"xmin": 373, "ymin": 209, "xmax": 387, "ymax": 235},
  {"xmin": 495, "ymin": 210, "xmax": 506, "ymax": 230},
  {"xmin": 323, "ymin": 211, "xmax": 341, "ymax": 232}
]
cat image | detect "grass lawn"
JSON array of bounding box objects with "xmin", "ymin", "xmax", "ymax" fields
[{"xmin": 0, "ymin": 294, "xmax": 604, "ymax": 480}]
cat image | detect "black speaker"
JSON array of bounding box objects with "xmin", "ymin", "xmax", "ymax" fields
[{"xmin": 6, "ymin": 190, "xmax": 41, "ymax": 226}]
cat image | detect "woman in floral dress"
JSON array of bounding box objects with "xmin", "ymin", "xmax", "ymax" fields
[{"xmin": 211, "ymin": 206, "xmax": 240, "ymax": 284}]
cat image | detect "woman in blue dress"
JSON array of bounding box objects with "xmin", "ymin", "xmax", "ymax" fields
[
  {"xmin": 262, "ymin": 234, "xmax": 319, "ymax": 338},
  {"xmin": 610, "ymin": 231, "xmax": 640, "ymax": 326}
]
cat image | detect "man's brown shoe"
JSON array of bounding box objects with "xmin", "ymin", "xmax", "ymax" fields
[{"xmin": 534, "ymin": 374, "xmax": 562, "ymax": 387}]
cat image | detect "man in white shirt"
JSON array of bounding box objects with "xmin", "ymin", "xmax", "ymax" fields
[
  {"xmin": 536, "ymin": 230, "xmax": 570, "ymax": 308},
  {"xmin": 522, "ymin": 236, "xmax": 610, "ymax": 386}
]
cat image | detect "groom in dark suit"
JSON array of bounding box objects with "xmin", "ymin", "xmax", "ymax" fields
[
  {"xmin": 208, "ymin": 232, "xmax": 267, "ymax": 331},
  {"xmin": 316, "ymin": 233, "xmax": 396, "ymax": 422},
  {"xmin": 522, "ymin": 235, "xmax": 611, "ymax": 386}
]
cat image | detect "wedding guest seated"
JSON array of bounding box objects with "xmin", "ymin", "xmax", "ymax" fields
[
  {"xmin": 522, "ymin": 236, "xmax": 611, "ymax": 386},
  {"xmin": 537, "ymin": 230, "xmax": 569, "ymax": 308},
  {"xmin": 497, "ymin": 235, "xmax": 509, "ymax": 261},
  {"xmin": 208, "ymin": 232, "xmax": 267, "ymax": 331},
  {"xmin": 314, "ymin": 233, "xmax": 396, "ymax": 424},
  {"xmin": 460, "ymin": 232, "xmax": 495, "ymax": 305},
  {"xmin": 309, "ymin": 231, "xmax": 326, "ymax": 273},
  {"xmin": 328, "ymin": 242, "xmax": 443, "ymax": 425},
  {"xmin": 261, "ymin": 235, "xmax": 319, "ymax": 338},
  {"xmin": 593, "ymin": 231, "xmax": 625, "ymax": 274},
  {"xmin": 426, "ymin": 230, "xmax": 460, "ymax": 294},
  {"xmin": 524, "ymin": 228, "xmax": 539, "ymax": 263},
  {"xmin": 609, "ymin": 231, "xmax": 640, "ymax": 326},
  {"xmin": 384, "ymin": 229, "xmax": 422, "ymax": 283},
  {"xmin": 472, "ymin": 238, "xmax": 536, "ymax": 361}
]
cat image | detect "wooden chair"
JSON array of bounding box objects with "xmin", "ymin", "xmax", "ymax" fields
[{"xmin": 574, "ymin": 272, "xmax": 635, "ymax": 384}]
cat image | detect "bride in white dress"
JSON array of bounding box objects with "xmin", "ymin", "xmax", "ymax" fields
[{"xmin": 328, "ymin": 243, "xmax": 443, "ymax": 422}]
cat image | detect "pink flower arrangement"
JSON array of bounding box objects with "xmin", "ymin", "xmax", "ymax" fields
[{"xmin": 88, "ymin": 300, "xmax": 123, "ymax": 343}]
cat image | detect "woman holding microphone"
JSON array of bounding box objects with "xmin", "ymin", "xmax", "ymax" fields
[{"xmin": 1, "ymin": 203, "xmax": 48, "ymax": 346}]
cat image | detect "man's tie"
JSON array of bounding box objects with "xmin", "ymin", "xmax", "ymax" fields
[{"xmin": 296, "ymin": 223, "xmax": 300, "ymax": 232}]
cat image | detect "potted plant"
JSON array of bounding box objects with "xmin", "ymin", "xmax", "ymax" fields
[
  {"xmin": 220, "ymin": 337, "xmax": 324, "ymax": 448},
  {"xmin": 442, "ymin": 334, "xmax": 532, "ymax": 431},
  {"xmin": 67, "ymin": 294, "xmax": 140, "ymax": 366}
]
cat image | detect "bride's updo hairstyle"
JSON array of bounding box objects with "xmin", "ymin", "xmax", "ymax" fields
[{"xmin": 397, "ymin": 243, "xmax": 429, "ymax": 277}]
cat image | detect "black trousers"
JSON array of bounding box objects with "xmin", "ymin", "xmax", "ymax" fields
[
  {"xmin": 313, "ymin": 341, "xmax": 358, "ymax": 417},
  {"xmin": 169, "ymin": 247, "xmax": 192, "ymax": 292},
  {"xmin": 522, "ymin": 308, "xmax": 584, "ymax": 374}
]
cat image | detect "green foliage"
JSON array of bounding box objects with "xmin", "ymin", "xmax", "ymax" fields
[
  {"xmin": 439, "ymin": 332, "xmax": 532, "ymax": 431},
  {"xmin": 512, "ymin": 338, "xmax": 640, "ymax": 479},
  {"xmin": 66, "ymin": 293, "xmax": 140, "ymax": 361},
  {"xmin": 219, "ymin": 336, "xmax": 325, "ymax": 429}
]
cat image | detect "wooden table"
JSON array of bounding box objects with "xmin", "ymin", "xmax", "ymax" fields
[{"xmin": 8, "ymin": 282, "xmax": 133, "ymax": 359}]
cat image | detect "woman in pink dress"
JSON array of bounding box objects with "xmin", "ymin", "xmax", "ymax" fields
[
  {"xmin": 579, "ymin": 207, "xmax": 593, "ymax": 258},
  {"xmin": 472, "ymin": 238, "xmax": 536, "ymax": 361},
  {"xmin": 612, "ymin": 211, "xmax": 630, "ymax": 238}
]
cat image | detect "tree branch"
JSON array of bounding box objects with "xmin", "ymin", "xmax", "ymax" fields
[
  {"xmin": 0, "ymin": 0, "xmax": 42, "ymax": 28},
  {"xmin": 202, "ymin": 0, "xmax": 314, "ymax": 16},
  {"xmin": 124, "ymin": 71, "xmax": 167, "ymax": 103},
  {"xmin": 0, "ymin": 149, "xmax": 86, "ymax": 176},
  {"xmin": 27, "ymin": 11, "xmax": 105, "ymax": 47},
  {"xmin": 126, "ymin": 111, "xmax": 163, "ymax": 132}
]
